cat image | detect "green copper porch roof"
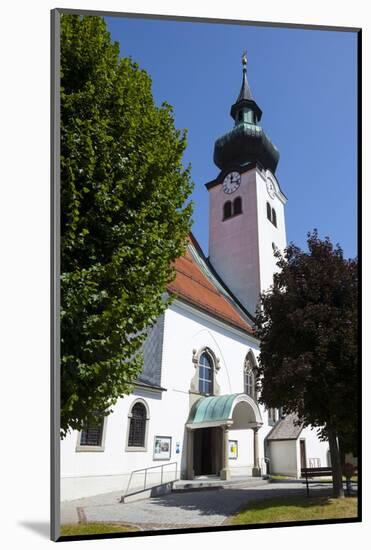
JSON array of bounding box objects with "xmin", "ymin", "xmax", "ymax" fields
[{"xmin": 187, "ymin": 393, "xmax": 243, "ymax": 425}]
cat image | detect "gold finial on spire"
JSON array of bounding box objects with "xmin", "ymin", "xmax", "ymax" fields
[{"xmin": 242, "ymin": 50, "xmax": 248, "ymax": 67}]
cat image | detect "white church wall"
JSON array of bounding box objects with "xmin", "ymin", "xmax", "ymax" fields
[
  {"xmin": 162, "ymin": 301, "xmax": 271, "ymax": 476},
  {"xmin": 228, "ymin": 428, "xmax": 254, "ymax": 476},
  {"xmin": 61, "ymin": 387, "xmax": 179, "ymax": 501},
  {"xmin": 60, "ymin": 298, "xmax": 262, "ymax": 501},
  {"xmin": 161, "ymin": 300, "xmax": 260, "ymax": 396},
  {"xmin": 61, "ymin": 296, "xmax": 327, "ymax": 500}
]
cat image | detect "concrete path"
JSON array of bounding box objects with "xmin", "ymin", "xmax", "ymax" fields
[{"xmin": 61, "ymin": 481, "xmax": 347, "ymax": 531}]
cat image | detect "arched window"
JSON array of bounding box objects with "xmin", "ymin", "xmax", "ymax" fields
[
  {"xmin": 244, "ymin": 356, "xmax": 256, "ymax": 399},
  {"xmin": 238, "ymin": 110, "xmax": 243, "ymax": 121},
  {"xmin": 272, "ymin": 208, "xmax": 277, "ymax": 227},
  {"xmin": 127, "ymin": 401, "xmax": 148, "ymax": 448},
  {"xmin": 199, "ymin": 351, "xmax": 214, "ymax": 395},
  {"xmin": 266, "ymin": 202, "xmax": 272, "ymax": 222},
  {"xmin": 223, "ymin": 201, "xmax": 232, "ymax": 219},
  {"xmin": 233, "ymin": 196, "xmax": 242, "ymax": 215},
  {"xmin": 268, "ymin": 408, "xmax": 277, "ymax": 426}
]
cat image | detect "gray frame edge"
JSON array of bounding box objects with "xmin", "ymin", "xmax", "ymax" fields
[
  {"xmin": 51, "ymin": 8, "xmax": 61, "ymax": 543},
  {"xmin": 55, "ymin": 7, "xmax": 361, "ymax": 33}
]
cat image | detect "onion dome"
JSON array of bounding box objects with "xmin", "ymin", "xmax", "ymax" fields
[{"xmin": 213, "ymin": 52, "xmax": 280, "ymax": 174}]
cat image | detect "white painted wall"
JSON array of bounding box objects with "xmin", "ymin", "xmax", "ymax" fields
[
  {"xmin": 269, "ymin": 440, "xmax": 298, "ymax": 477},
  {"xmin": 60, "ymin": 387, "xmax": 180, "ymax": 500},
  {"xmin": 300, "ymin": 426, "xmax": 330, "ymax": 468},
  {"xmin": 255, "ymin": 169, "xmax": 287, "ymax": 296},
  {"xmin": 228, "ymin": 428, "xmax": 254, "ymax": 476}
]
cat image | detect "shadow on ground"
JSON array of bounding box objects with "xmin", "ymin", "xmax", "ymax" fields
[
  {"xmin": 18, "ymin": 521, "xmax": 50, "ymax": 539},
  {"xmin": 140, "ymin": 485, "xmax": 336, "ymax": 517},
  {"xmin": 62, "ymin": 482, "xmax": 357, "ymax": 530}
]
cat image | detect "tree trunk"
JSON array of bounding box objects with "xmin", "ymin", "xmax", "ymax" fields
[{"xmin": 328, "ymin": 427, "xmax": 344, "ymax": 498}]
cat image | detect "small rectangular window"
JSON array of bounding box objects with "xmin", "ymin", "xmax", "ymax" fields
[
  {"xmin": 77, "ymin": 414, "xmax": 105, "ymax": 451},
  {"xmin": 80, "ymin": 424, "xmax": 103, "ymax": 446}
]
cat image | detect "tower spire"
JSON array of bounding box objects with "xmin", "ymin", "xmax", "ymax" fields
[
  {"xmin": 235, "ymin": 51, "xmax": 253, "ymax": 103},
  {"xmin": 230, "ymin": 51, "xmax": 261, "ymax": 123},
  {"xmin": 213, "ymin": 52, "xmax": 280, "ymax": 174}
]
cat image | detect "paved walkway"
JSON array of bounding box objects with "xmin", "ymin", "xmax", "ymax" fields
[{"xmin": 61, "ymin": 481, "xmax": 348, "ymax": 530}]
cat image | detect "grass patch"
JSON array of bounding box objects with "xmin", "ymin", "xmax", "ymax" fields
[
  {"xmin": 270, "ymin": 475, "xmax": 296, "ymax": 480},
  {"xmin": 228, "ymin": 495, "xmax": 358, "ymax": 525},
  {"xmin": 60, "ymin": 522, "xmax": 139, "ymax": 536}
]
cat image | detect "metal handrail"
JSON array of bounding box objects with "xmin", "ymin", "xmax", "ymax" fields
[{"xmin": 125, "ymin": 461, "xmax": 178, "ymax": 496}]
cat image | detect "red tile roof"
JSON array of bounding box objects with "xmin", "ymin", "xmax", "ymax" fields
[{"xmin": 167, "ymin": 235, "xmax": 254, "ymax": 335}]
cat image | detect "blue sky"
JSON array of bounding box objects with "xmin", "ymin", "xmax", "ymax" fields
[{"xmin": 106, "ymin": 16, "xmax": 357, "ymax": 259}]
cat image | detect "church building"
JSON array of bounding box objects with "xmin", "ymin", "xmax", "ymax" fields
[{"xmin": 60, "ymin": 54, "xmax": 330, "ymax": 502}]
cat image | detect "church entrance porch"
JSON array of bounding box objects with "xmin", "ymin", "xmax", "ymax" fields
[{"xmin": 186, "ymin": 393, "xmax": 263, "ymax": 481}]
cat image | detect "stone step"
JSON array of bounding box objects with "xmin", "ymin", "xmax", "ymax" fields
[{"xmin": 172, "ymin": 476, "xmax": 269, "ymax": 492}]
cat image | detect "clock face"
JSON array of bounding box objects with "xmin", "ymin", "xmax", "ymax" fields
[
  {"xmin": 222, "ymin": 171, "xmax": 241, "ymax": 194},
  {"xmin": 266, "ymin": 178, "xmax": 275, "ymax": 199}
]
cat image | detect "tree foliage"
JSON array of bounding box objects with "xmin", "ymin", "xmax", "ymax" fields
[
  {"xmin": 255, "ymin": 231, "xmax": 358, "ymax": 496},
  {"xmin": 60, "ymin": 15, "xmax": 193, "ymax": 437}
]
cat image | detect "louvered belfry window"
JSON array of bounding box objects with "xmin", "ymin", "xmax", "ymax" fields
[
  {"xmin": 80, "ymin": 416, "xmax": 103, "ymax": 446},
  {"xmin": 128, "ymin": 402, "xmax": 147, "ymax": 447},
  {"xmin": 233, "ymin": 196, "xmax": 242, "ymax": 215},
  {"xmin": 223, "ymin": 201, "xmax": 232, "ymax": 219}
]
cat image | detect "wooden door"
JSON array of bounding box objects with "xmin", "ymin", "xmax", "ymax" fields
[{"xmin": 300, "ymin": 439, "xmax": 307, "ymax": 469}]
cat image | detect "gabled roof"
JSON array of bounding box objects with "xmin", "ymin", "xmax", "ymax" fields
[
  {"xmin": 167, "ymin": 233, "xmax": 254, "ymax": 335},
  {"xmin": 266, "ymin": 414, "xmax": 303, "ymax": 441}
]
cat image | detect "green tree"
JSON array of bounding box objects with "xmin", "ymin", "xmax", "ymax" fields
[
  {"xmin": 255, "ymin": 231, "xmax": 358, "ymax": 498},
  {"xmin": 60, "ymin": 15, "xmax": 193, "ymax": 437}
]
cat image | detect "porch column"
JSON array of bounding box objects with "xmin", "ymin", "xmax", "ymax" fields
[
  {"xmin": 220, "ymin": 425, "xmax": 231, "ymax": 480},
  {"xmin": 252, "ymin": 427, "xmax": 261, "ymax": 477},
  {"xmin": 186, "ymin": 428, "xmax": 194, "ymax": 480}
]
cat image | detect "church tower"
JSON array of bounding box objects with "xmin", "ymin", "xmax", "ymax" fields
[{"xmin": 207, "ymin": 53, "xmax": 287, "ymax": 316}]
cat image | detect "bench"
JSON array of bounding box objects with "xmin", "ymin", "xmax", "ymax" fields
[
  {"xmin": 301, "ymin": 465, "xmax": 358, "ymax": 496},
  {"xmin": 301, "ymin": 467, "xmax": 333, "ymax": 496}
]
